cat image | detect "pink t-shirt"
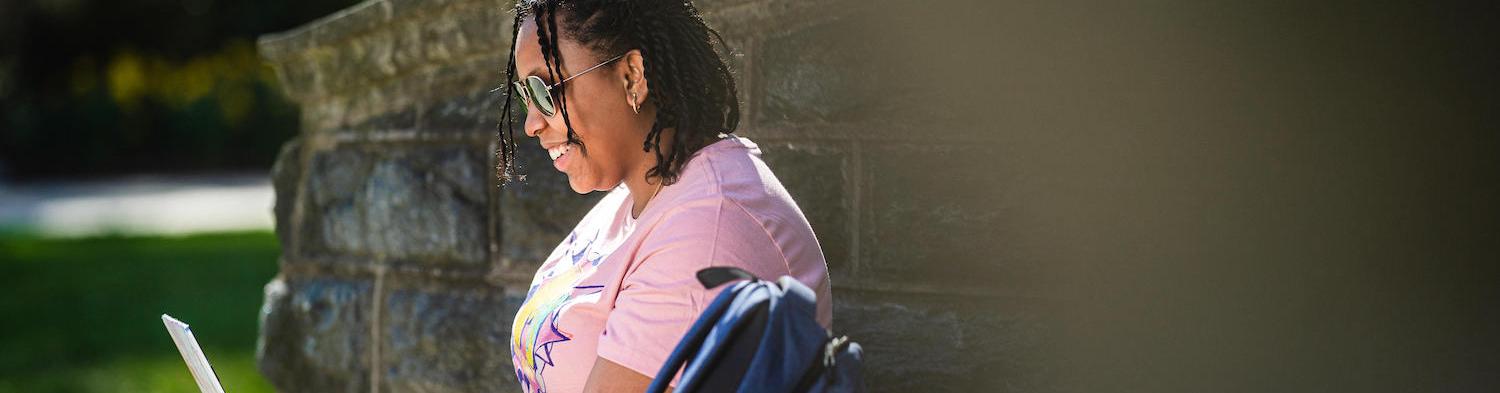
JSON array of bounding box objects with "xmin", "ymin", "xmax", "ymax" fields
[{"xmin": 508, "ymin": 137, "xmax": 833, "ymax": 393}]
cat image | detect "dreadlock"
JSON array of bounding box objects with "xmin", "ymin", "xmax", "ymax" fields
[{"xmin": 495, "ymin": 0, "xmax": 741, "ymax": 186}]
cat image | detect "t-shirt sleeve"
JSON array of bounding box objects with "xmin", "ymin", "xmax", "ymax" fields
[{"xmin": 595, "ymin": 199, "xmax": 791, "ymax": 386}]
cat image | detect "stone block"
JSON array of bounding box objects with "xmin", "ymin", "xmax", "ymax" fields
[
  {"xmin": 497, "ymin": 140, "xmax": 605, "ymax": 273},
  {"xmin": 348, "ymin": 105, "xmax": 420, "ymax": 132},
  {"xmin": 379, "ymin": 283, "xmax": 524, "ymax": 392},
  {"xmin": 270, "ymin": 54, "xmax": 326, "ymax": 101},
  {"xmin": 342, "ymin": 76, "xmax": 426, "ymax": 131},
  {"xmin": 757, "ymin": 141, "xmax": 854, "ymax": 278},
  {"xmin": 423, "ymin": 56, "xmax": 510, "ymax": 131},
  {"xmin": 271, "ymin": 138, "xmax": 304, "ymax": 249},
  {"xmin": 257, "ymin": 277, "xmax": 374, "ymax": 393},
  {"xmin": 389, "ymin": 0, "xmax": 500, "ymax": 23},
  {"xmin": 835, "ymin": 291, "xmax": 1054, "ymax": 393},
  {"xmin": 301, "ymin": 145, "xmax": 489, "ymax": 266},
  {"xmin": 301, "ymin": 94, "xmax": 350, "ymax": 133},
  {"xmin": 757, "ymin": 18, "xmax": 920, "ymax": 128},
  {"xmin": 389, "ymin": 20, "xmax": 431, "ymax": 75},
  {"xmin": 294, "ymin": 80, "xmax": 427, "ymax": 133},
  {"xmin": 320, "ymin": 37, "xmax": 389, "ymax": 95},
  {"xmin": 859, "ymin": 143, "xmax": 1030, "ymax": 291},
  {"xmin": 262, "ymin": 0, "xmax": 510, "ymax": 104},
  {"xmin": 424, "ymin": 87, "xmax": 505, "ymax": 132},
  {"xmin": 414, "ymin": 1, "xmax": 508, "ymax": 64}
]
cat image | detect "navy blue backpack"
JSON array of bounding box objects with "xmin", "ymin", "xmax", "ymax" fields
[{"xmin": 646, "ymin": 267, "xmax": 865, "ymax": 393}]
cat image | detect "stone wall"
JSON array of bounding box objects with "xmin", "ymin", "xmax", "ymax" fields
[{"xmin": 256, "ymin": 0, "xmax": 1043, "ymax": 392}]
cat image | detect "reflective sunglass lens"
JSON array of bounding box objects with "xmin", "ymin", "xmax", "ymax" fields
[
  {"xmin": 512, "ymin": 82, "xmax": 530, "ymax": 108},
  {"xmin": 527, "ymin": 76, "xmax": 555, "ymax": 116}
]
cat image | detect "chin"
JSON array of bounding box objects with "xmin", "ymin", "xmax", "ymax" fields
[{"xmin": 566, "ymin": 177, "xmax": 591, "ymax": 194}]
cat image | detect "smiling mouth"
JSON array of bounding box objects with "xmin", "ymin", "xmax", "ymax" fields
[{"xmin": 546, "ymin": 143, "xmax": 573, "ymax": 161}]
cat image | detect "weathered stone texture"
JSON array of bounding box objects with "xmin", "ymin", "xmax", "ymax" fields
[
  {"xmin": 258, "ymin": 277, "xmax": 375, "ymax": 393},
  {"xmin": 380, "ymin": 283, "xmax": 521, "ymax": 392},
  {"xmin": 270, "ymin": 138, "xmax": 305, "ymax": 248},
  {"xmin": 759, "ymin": 20, "xmax": 898, "ymax": 126},
  {"xmin": 757, "ymin": 141, "xmax": 854, "ymax": 278},
  {"xmin": 835, "ymin": 291, "xmax": 1051, "ymax": 393},
  {"xmin": 861, "ymin": 143, "xmax": 1029, "ymax": 291},
  {"xmin": 300, "ymin": 146, "xmax": 488, "ymax": 266}
]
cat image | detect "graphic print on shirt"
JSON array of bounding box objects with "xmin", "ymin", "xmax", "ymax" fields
[{"xmin": 511, "ymin": 229, "xmax": 613, "ymax": 393}]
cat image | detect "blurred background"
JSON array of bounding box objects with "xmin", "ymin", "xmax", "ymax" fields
[{"xmin": 0, "ymin": 0, "xmax": 356, "ymax": 391}]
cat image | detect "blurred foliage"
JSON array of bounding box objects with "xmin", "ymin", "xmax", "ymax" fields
[
  {"xmin": 0, "ymin": 231, "xmax": 280, "ymax": 392},
  {"xmin": 0, "ymin": 351, "xmax": 271, "ymax": 393},
  {"xmin": 0, "ymin": 0, "xmax": 360, "ymax": 181}
]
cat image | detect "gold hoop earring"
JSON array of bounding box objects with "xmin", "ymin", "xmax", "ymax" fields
[{"xmin": 630, "ymin": 92, "xmax": 639, "ymax": 114}]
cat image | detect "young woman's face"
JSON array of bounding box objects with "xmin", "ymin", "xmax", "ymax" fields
[{"xmin": 513, "ymin": 18, "xmax": 645, "ymax": 194}]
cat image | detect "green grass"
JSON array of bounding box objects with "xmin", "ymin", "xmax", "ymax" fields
[{"xmin": 0, "ymin": 231, "xmax": 281, "ymax": 393}]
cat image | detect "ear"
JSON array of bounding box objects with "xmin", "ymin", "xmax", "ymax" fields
[{"xmin": 619, "ymin": 49, "xmax": 649, "ymax": 110}]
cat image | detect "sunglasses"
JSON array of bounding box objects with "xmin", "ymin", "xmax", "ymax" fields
[{"xmin": 513, "ymin": 53, "xmax": 626, "ymax": 117}]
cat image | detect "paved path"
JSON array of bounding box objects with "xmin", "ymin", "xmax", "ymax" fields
[{"xmin": 0, "ymin": 173, "xmax": 274, "ymax": 237}]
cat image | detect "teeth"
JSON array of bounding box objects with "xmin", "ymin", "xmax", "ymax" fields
[{"xmin": 547, "ymin": 144, "xmax": 571, "ymax": 160}]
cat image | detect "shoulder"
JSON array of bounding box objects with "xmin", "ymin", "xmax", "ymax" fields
[
  {"xmin": 641, "ymin": 137, "xmax": 792, "ymax": 234},
  {"xmin": 658, "ymin": 137, "xmax": 800, "ymax": 218},
  {"xmin": 632, "ymin": 137, "xmax": 811, "ymax": 264}
]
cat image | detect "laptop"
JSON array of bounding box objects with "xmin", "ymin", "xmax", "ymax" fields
[{"xmin": 160, "ymin": 314, "xmax": 228, "ymax": 393}]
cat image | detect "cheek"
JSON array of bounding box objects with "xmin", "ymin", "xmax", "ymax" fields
[
  {"xmin": 557, "ymin": 96, "xmax": 615, "ymax": 152},
  {"xmin": 556, "ymin": 85, "xmax": 636, "ymax": 181},
  {"xmin": 563, "ymin": 78, "xmax": 631, "ymax": 130},
  {"xmin": 571, "ymin": 137, "xmax": 625, "ymax": 187},
  {"xmin": 550, "ymin": 94, "xmax": 600, "ymax": 140}
]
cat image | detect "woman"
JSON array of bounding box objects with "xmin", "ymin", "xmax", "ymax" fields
[{"xmin": 496, "ymin": 1, "xmax": 833, "ymax": 392}]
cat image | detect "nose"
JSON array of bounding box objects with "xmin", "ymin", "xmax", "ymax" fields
[{"xmin": 522, "ymin": 100, "xmax": 547, "ymax": 138}]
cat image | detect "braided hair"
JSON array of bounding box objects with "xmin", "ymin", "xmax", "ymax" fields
[{"xmin": 496, "ymin": 0, "xmax": 741, "ymax": 186}]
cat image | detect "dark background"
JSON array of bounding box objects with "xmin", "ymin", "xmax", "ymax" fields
[{"xmin": 0, "ymin": 0, "xmax": 358, "ymax": 180}]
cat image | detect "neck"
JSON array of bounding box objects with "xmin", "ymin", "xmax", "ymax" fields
[
  {"xmin": 625, "ymin": 128, "xmax": 675, "ymax": 219},
  {"xmin": 627, "ymin": 177, "xmax": 661, "ymax": 219}
]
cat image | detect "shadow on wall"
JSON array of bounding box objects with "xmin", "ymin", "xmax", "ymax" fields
[{"xmin": 899, "ymin": 1, "xmax": 1500, "ymax": 391}]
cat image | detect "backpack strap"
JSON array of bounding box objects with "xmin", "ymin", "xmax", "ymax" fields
[
  {"xmin": 697, "ymin": 266, "xmax": 757, "ymax": 289},
  {"xmin": 646, "ymin": 269, "xmax": 759, "ymax": 393}
]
